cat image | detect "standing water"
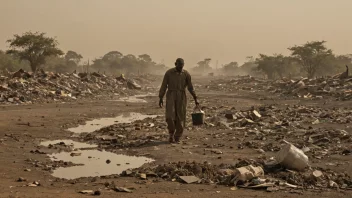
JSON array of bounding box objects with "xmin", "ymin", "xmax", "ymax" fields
[{"xmin": 68, "ymin": 112, "xmax": 157, "ymax": 133}]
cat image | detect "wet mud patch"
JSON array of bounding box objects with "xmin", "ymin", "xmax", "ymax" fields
[
  {"xmin": 111, "ymin": 94, "xmax": 153, "ymax": 103},
  {"xmin": 48, "ymin": 150, "xmax": 154, "ymax": 179},
  {"xmin": 40, "ymin": 139, "xmax": 98, "ymax": 149},
  {"xmin": 68, "ymin": 112, "xmax": 157, "ymax": 133}
]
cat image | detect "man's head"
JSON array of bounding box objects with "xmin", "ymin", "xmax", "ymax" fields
[{"xmin": 175, "ymin": 58, "xmax": 184, "ymax": 72}]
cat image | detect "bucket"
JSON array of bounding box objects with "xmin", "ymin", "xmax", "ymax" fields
[{"xmin": 192, "ymin": 107, "xmax": 204, "ymax": 125}]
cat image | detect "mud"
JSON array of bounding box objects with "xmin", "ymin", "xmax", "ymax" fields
[
  {"xmin": 67, "ymin": 112, "xmax": 158, "ymax": 133},
  {"xmin": 49, "ymin": 150, "xmax": 154, "ymax": 179},
  {"xmin": 0, "ymin": 75, "xmax": 351, "ymax": 198}
]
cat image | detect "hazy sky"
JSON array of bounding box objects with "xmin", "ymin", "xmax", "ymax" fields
[{"xmin": 1, "ymin": 0, "xmax": 352, "ymax": 67}]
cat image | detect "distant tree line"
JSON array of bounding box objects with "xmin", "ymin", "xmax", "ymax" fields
[
  {"xmin": 1, "ymin": 32, "xmax": 350, "ymax": 78},
  {"xmin": 0, "ymin": 31, "xmax": 167, "ymax": 75},
  {"xmin": 195, "ymin": 41, "xmax": 351, "ymax": 79}
]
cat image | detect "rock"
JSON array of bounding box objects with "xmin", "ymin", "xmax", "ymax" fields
[
  {"xmin": 225, "ymin": 113, "xmax": 234, "ymax": 120},
  {"xmin": 312, "ymin": 119, "xmax": 320, "ymax": 125},
  {"xmin": 17, "ymin": 177, "xmax": 26, "ymax": 182},
  {"xmin": 70, "ymin": 152, "xmax": 81, "ymax": 157},
  {"xmin": 256, "ymin": 149, "xmax": 265, "ymax": 153},
  {"xmin": 329, "ymin": 180, "xmax": 339, "ymax": 188},
  {"xmin": 28, "ymin": 181, "xmax": 40, "ymax": 187},
  {"xmin": 115, "ymin": 187, "xmax": 132, "ymax": 193},
  {"xmin": 230, "ymin": 187, "xmax": 238, "ymax": 191},
  {"xmin": 204, "ymin": 149, "xmax": 223, "ymax": 154},
  {"xmin": 121, "ymin": 169, "xmax": 133, "ymax": 176},
  {"xmin": 179, "ymin": 176, "xmax": 200, "ymax": 184},
  {"xmin": 94, "ymin": 190, "xmax": 101, "ymax": 196},
  {"xmin": 267, "ymin": 186, "xmax": 279, "ymax": 192},
  {"xmin": 106, "ymin": 159, "xmax": 111, "ymax": 164},
  {"xmin": 312, "ymin": 170, "xmax": 323, "ymax": 179},
  {"xmin": 240, "ymin": 118, "xmax": 254, "ymax": 126},
  {"xmin": 342, "ymin": 149, "xmax": 351, "ymax": 155},
  {"xmin": 252, "ymin": 110, "xmax": 262, "ymax": 119},
  {"xmin": 79, "ymin": 190, "xmax": 94, "ymax": 194},
  {"xmin": 217, "ymin": 169, "xmax": 234, "ymax": 176},
  {"xmin": 24, "ymin": 169, "xmax": 31, "ymax": 172},
  {"xmin": 140, "ymin": 173, "xmax": 147, "ymax": 180}
]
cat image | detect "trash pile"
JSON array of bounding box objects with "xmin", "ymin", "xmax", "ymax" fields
[
  {"xmin": 74, "ymin": 102, "xmax": 351, "ymax": 192},
  {"xmin": 272, "ymin": 77, "xmax": 352, "ymax": 100},
  {"xmin": 205, "ymin": 76, "xmax": 352, "ymax": 100},
  {"xmin": 125, "ymin": 153, "xmax": 351, "ymax": 191},
  {"xmin": 0, "ymin": 69, "xmax": 153, "ymax": 104},
  {"xmin": 203, "ymin": 104, "xmax": 352, "ymax": 155}
]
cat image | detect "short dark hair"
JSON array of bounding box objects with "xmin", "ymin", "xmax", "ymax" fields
[{"xmin": 176, "ymin": 58, "xmax": 184, "ymax": 64}]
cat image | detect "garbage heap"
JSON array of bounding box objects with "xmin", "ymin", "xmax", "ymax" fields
[
  {"xmin": 206, "ymin": 75, "xmax": 352, "ymax": 100},
  {"xmin": 76, "ymin": 103, "xmax": 351, "ymax": 191},
  {"xmin": 0, "ymin": 69, "xmax": 150, "ymax": 104}
]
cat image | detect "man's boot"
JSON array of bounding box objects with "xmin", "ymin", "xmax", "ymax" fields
[
  {"xmin": 174, "ymin": 136, "xmax": 181, "ymax": 144},
  {"xmin": 169, "ymin": 134, "xmax": 175, "ymax": 143}
]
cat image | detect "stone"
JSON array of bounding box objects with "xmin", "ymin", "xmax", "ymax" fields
[
  {"xmin": 312, "ymin": 170, "xmax": 323, "ymax": 179},
  {"xmin": 79, "ymin": 190, "xmax": 94, "ymax": 194},
  {"xmin": 17, "ymin": 177, "xmax": 26, "ymax": 182},
  {"xmin": 115, "ymin": 187, "xmax": 132, "ymax": 193},
  {"xmin": 179, "ymin": 176, "xmax": 200, "ymax": 184},
  {"xmin": 140, "ymin": 173, "xmax": 147, "ymax": 180}
]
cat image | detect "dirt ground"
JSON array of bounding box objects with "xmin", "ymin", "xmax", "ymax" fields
[{"xmin": 0, "ymin": 76, "xmax": 351, "ymax": 198}]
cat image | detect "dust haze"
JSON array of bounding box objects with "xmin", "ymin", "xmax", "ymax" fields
[{"xmin": 1, "ymin": 0, "xmax": 352, "ymax": 77}]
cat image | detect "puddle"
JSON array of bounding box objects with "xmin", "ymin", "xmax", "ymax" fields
[
  {"xmin": 40, "ymin": 140, "xmax": 97, "ymax": 149},
  {"xmin": 49, "ymin": 150, "xmax": 154, "ymax": 179},
  {"xmin": 112, "ymin": 94, "xmax": 155, "ymax": 103},
  {"xmin": 113, "ymin": 95, "xmax": 148, "ymax": 103},
  {"xmin": 68, "ymin": 112, "xmax": 157, "ymax": 133}
]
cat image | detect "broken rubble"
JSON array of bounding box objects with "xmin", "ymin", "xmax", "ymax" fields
[
  {"xmin": 232, "ymin": 165, "xmax": 264, "ymax": 183},
  {"xmin": 0, "ymin": 69, "xmax": 156, "ymax": 104}
]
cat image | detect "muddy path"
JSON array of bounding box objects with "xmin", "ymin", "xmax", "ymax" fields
[{"xmin": 0, "ymin": 83, "xmax": 351, "ymax": 197}]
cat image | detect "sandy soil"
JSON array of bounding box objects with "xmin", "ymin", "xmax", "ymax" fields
[{"xmin": 0, "ymin": 76, "xmax": 351, "ymax": 198}]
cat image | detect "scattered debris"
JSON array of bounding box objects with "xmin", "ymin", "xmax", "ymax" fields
[
  {"xmin": 17, "ymin": 177, "xmax": 26, "ymax": 182},
  {"xmin": 114, "ymin": 187, "xmax": 133, "ymax": 193},
  {"xmin": 79, "ymin": 190, "xmax": 94, "ymax": 194},
  {"xmin": 0, "ymin": 69, "xmax": 156, "ymax": 104},
  {"xmin": 233, "ymin": 165, "xmax": 264, "ymax": 183},
  {"xmin": 179, "ymin": 176, "xmax": 200, "ymax": 184},
  {"xmin": 27, "ymin": 181, "xmax": 40, "ymax": 187}
]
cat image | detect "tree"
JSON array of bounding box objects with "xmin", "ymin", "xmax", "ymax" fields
[
  {"xmin": 318, "ymin": 54, "xmax": 352, "ymax": 76},
  {"xmin": 222, "ymin": 61, "xmax": 239, "ymax": 74},
  {"xmin": 65, "ymin": 50, "xmax": 82, "ymax": 65},
  {"xmin": 102, "ymin": 51, "xmax": 123, "ymax": 62},
  {"xmin": 255, "ymin": 54, "xmax": 294, "ymax": 79},
  {"xmin": 288, "ymin": 41, "xmax": 332, "ymax": 78},
  {"xmin": 237, "ymin": 57, "xmax": 258, "ymax": 76},
  {"xmin": 138, "ymin": 54, "xmax": 152, "ymax": 63},
  {"xmin": 45, "ymin": 56, "xmax": 75, "ymax": 73},
  {"xmin": 6, "ymin": 32, "xmax": 63, "ymax": 72},
  {"xmin": 121, "ymin": 54, "xmax": 139, "ymax": 73},
  {"xmin": 0, "ymin": 51, "xmax": 30, "ymax": 72}
]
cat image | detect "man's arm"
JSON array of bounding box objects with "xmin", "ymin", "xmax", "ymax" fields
[
  {"xmin": 159, "ymin": 72, "xmax": 168, "ymax": 99},
  {"xmin": 186, "ymin": 72, "xmax": 198, "ymax": 103}
]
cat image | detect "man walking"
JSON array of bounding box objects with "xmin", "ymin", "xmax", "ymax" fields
[{"xmin": 159, "ymin": 58, "xmax": 199, "ymax": 143}]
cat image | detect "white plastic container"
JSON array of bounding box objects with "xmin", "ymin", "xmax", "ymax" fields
[{"xmin": 276, "ymin": 143, "xmax": 309, "ymax": 171}]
